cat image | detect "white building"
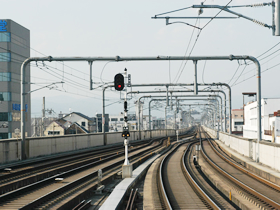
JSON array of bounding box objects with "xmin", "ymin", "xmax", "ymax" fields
[
  {"xmin": 243, "ymin": 98, "xmax": 280, "ymax": 143},
  {"xmin": 231, "ymin": 109, "xmax": 244, "ymax": 133},
  {"xmin": 109, "ymin": 113, "xmax": 138, "ymax": 132}
]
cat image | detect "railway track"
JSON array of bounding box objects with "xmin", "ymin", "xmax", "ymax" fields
[
  {"xmin": 0, "ymin": 139, "xmax": 163, "ymax": 209},
  {"xmin": 143, "ymin": 125, "xmax": 233, "ymax": 210},
  {"xmin": 0, "ymin": 129, "xmax": 196, "ymax": 209},
  {"xmin": 200, "ymin": 127, "xmax": 280, "ymax": 209},
  {"xmin": 0, "ymin": 138, "xmax": 153, "ymax": 195}
]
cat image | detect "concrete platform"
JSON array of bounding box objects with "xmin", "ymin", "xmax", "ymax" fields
[{"xmin": 99, "ymin": 153, "xmax": 161, "ymax": 210}]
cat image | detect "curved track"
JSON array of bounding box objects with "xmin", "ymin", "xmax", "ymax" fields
[
  {"xmin": 0, "ymin": 129, "xmax": 196, "ymax": 209},
  {"xmin": 200, "ymin": 127, "xmax": 280, "ymax": 209}
]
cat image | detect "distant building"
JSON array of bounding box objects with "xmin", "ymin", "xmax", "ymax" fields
[
  {"xmin": 231, "ymin": 109, "xmax": 244, "ymax": 134},
  {"xmin": 31, "ymin": 117, "xmax": 57, "ymax": 137},
  {"xmin": 44, "ymin": 112, "xmax": 99, "ymax": 136},
  {"xmin": 153, "ymin": 118, "xmax": 165, "ymax": 130},
  {"xmin": 243, "ymin": 98, "xmax": 280, "ymax": 143},
  {"xmin": 96, "ymin": 113, "xmax": 109, "ymax": 132},
  {"xmin": 109, "ymin": 113, "xmax": 137, "ymax": 132},
  {"xmin": 44, "ymin": 119, "xmax": 90, "ymax": 136},
  {"xmin": 0, "ymin": 20, "xmax": 30, "ymax": 139}
]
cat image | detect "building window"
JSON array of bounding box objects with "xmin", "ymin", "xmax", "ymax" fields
[
  {"xmin": 0, "ymin": 53, "xmax": 10, "ymax": 62},
  {"xmin": 0, "ymin": 32, "xmax": 10, "ymax": 42},
  {"xmin": 120, "ymin": 118, "xmax": 124, "ymax": 121},
  {"xmin": 81, "ymin": 121, "xmax": 85, "ymax": 126},
  {"xmin": 0, "ymin": 92, "xmax": 11, "ymax": 101},
  {"xmin": 0, "ymin": 112, "xmax": 11, "ymax": 121},
  {"xmin": 241, "ymin": 115, "xmax": 243, "ymax": 117},
  {"xmin": 235, "ymin": 122, "xmax": 244, "ymax": 125},
  {"xmin": 0, "ymin": 133, "xmax": 8, "ymax": 139},
  {"xmin": 0, "ymin": 73, "xmax": 11, "ymax": 81},
  {"xmin": 234, "ymin": 115, "xmax": 238, "ymax": 117},
  {"xmin": 48, "ymin": 131, "xmax": 60, "ymax": 135},
  {"xmin": 111, "ymin": 118, "xmax": 118, "ymax": 121}
]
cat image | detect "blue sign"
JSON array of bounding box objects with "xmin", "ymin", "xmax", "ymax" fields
[
  {"xmin": 12, "ymin": 103, "xmax": 28, "ymax": 112},
  {"xmin": 0, "ymin": 20, "xmax": 7, "ymax": 32}
]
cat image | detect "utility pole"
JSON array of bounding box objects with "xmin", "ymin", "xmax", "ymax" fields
[{"xmin": 41, "ymin": 97, "xmax": 45, "ymax": 136}]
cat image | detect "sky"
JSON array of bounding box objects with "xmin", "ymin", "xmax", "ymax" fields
[{"xmin": 2, "ymin": 0, "xmax": 280, "ymax": 119}]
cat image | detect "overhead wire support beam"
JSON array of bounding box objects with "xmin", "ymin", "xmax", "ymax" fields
[
  {"xmin": 20, "ymin": 55, "xmax": 261, "ymax": 163},
  {"xmin": 152, "ymin": 16, "xmax": 238, "ymax": 19},
  {"xmin": 191, "ymin": 4, "xmax": 273, "ymax": 29},
  {"xmin": 153, "ymin": 2, "xmax": 277, "ymax": 34}
]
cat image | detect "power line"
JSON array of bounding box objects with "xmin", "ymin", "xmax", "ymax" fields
[
  {"xmin": 201, "ymin": 0, "xmax": 233, "ymax": 30},
  {"xmin": 232, "ymin": 61, "xmax": 280, "ymax": 87},
  {"xmin": 227, "ymin": 64, "xmax": 241, "ymax": 85},
  {"xmin": 257, "ymin": 42, "xmax": 280, "ymax": 59},
  {"xmin": 202, "ymin": 61, "xmax": 207, "ymax": 83},
  {"xmin": 231, "ymin": 64, "xmax": 248, "ymax": 86}
]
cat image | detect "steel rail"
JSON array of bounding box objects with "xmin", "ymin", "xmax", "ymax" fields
[
  {"xmin": 200, "ymin": 129, "xmax": 280, "ymax": 209},
  {"xmin": 159, "ymin": 144, "xmax": 178, "ymax": 210},
  {"xmin": 159, "ymin": 136, "xmax": 219, "ymax": 209},
  {"xmin": 182, "ymin": 142, "xmax": 221, "ymax": 210},
  {"xmin": 205, "ymin": 132, "xmax": 280, "ymax": 192},
  {"xmin": 0, "ymin": 138, "xmax": 154, "ymax": 195},
  {"xmin": 18, "ymin": 140, "xmax": 165, "ymax": 210},
  {"xmin": 0, "ymin": 138, "xmax": 163, "ymax": 207}
]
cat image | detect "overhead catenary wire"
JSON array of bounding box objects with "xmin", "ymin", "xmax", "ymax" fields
[
  {"xmin": 172, "ymin": 18, "xmax": 200, "ymax": 84},
  {"xmin": 173, "ymin": 0, "xmax": 233, "ymax": 84},
  {"xmin": 0, "ymin": 32, "xmax": 108, "ymax": 82},
  {"xmin": 232, "ymin": 61, "xmax": 280, "ymax": 87},
  {"xmin": 230, "ymin": 64, "xmax": 248, "ymax": 86}
]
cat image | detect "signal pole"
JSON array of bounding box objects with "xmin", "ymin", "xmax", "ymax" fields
[{"xmin": 122, "ymin": 68, "xmax": 132, "ymax": 178}]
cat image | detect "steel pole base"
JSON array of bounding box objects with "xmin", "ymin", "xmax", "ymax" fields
[{"xmin": 122, "ymin": 164, "xmax": 133, "ymax": 178}]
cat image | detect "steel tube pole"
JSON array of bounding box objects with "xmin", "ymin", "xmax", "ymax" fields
[
  {"xmin": 194, "ymin": 60, "xmax": 198, "ymax": 95},
  {"xmin": 104, "ymin": 82, "xmax": 231, "ymax": 132},
  {"xmin": 128, "ymin": 89, "xmax": 226, "ymax": 131},
  {"xmin": 21, "ymin": 55, "xmax": 260, "ymax": 161}
]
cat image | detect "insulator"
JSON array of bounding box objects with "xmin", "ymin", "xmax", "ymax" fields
[
  {"xmin": 253, "ymin": 19, "xmax": 267, "ymax": 27},
  {"xmin": 252, "ymin": 2, "xmax": 272, "ymax": 7}
]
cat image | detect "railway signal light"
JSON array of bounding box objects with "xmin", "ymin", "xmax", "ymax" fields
[
  {"xmin": 122, "ymin": 130, "xmax": 130, "ymax": 138},
  {"xmin": 114, "ymin": 73, "xmax": 124, "ymax": 91}
]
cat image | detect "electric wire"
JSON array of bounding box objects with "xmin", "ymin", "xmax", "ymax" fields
[
  {"xmin": 232, "ymin": 61, "xmax": 280, "ymax": 87},
  {"xmin": 201, "ymin": 0, "xmax": 233, "ymax": 30},
  {"xmin": 0, "ymin": 32, "xmax": 107, "ymax": 81},
  {"xmin": 227, "ymin": 64, "xmax": 241, "ymax": 85},
  {"xmin": 172, "ymin": 18, "xmax": 200, "ymax": 83},
  {"xmin": 230, "ymin": 64, "xmax": 248, "ymax": 86},
  {"xmin": 32, "ymin": 83, "xmax": 102, "ymax": 100},
  {"xmin": 256, "ymin": 41, "xmax": 280, "ymax": 59},
  {"xmin": 202, "ymin": 60, "xmax": 207, "ymax": 83},
  {"xmin": 37, "ymin": 66, "xmax": 100, "ymax": 95},
  {"xmin": 173, "ymin": 0, "xmax": 232, "ymax": 84}
]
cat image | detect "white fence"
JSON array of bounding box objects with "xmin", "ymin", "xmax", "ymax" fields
[{"xmin": 0, "ymin": 128, "xmax": 190, "ymax": 164}]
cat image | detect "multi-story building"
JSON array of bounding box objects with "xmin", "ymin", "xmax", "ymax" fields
[
  {"xmin": 109, "ymin": 113, "xmax": 137, "ymax": 132},
  {"xmin": 231, "ymin": 109, "xmax": 244, "ymax": 133},
  {"xmin": 0, "ymin": 20, "xmax": 30, "ymax": 139},
  {"xmin": 243, "ymin": 98, "xmax": 280, "ymax": 143}
]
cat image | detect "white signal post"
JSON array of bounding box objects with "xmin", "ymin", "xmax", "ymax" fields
[
  {"xmin": 122, "ymin": 68, "xmax": 133, "ymax": 178},
  {"xmin": 123, "ymin": 68, "xmax": 129, "ymax": 165}
]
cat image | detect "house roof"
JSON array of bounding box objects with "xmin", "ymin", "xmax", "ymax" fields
[
  {"xmin": 49, "ymin": 120, "xmax": 67, "ymax": 130},
  {"xmin": 74, "ymin": 122, "xmax": 89, "ymax": 133},
  {"xmin": 62, "ymin": 112, "xmax": 93, "ymax": 122}
]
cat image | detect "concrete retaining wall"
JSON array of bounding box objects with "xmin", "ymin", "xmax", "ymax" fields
[
  {"xmin": 203, "ymin": 126, "xmax": 280, "ymax": 172},
  {"xmin": 0, "ymin": 128, "xmax": 186, "ymax": 164}
]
